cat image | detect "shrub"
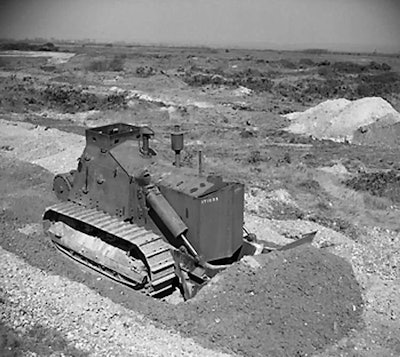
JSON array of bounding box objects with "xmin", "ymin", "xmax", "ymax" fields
[
  {"xmin": 135, "ymin": 66, "xmax": 156, "ymax": 77},
  {"xmin": 86, "ymin": 56, "xmax": 124, "ymax": 72},
  {"xmin": 247, "ymin": 150, "xmax": 262, "ymax": 164},
  {"xmin": 108, "ymin": 56, "xmax": 124, "ymax": 71},
  {"xmin": 332, "ymin": 61, "xmax": 365, "ymax": 74},
  {"xmin": 298, "ymin": 58, "xmax": 315, "ymax": 67}
]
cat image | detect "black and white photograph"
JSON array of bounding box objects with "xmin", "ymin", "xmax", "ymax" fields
[{"xmin": 0, "ymin": 0, "xmax": 399, "ymax": 356}]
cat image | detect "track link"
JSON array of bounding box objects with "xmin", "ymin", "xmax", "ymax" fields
[{"xmin": 43, "ymin": 201, "xmax": 176, "ymax": 296}]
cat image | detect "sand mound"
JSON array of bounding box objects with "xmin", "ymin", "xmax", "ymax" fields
[
  {"xmin": 284, "ymin": 97, "xmax": 400, "ymax": 143},
  {"xmin": 352, "ymin": 114, "xmax": 400, "ymax": 147},
  {"xmin": 173, "ymin": 245, "xmax": 363, "ymax": 357}
]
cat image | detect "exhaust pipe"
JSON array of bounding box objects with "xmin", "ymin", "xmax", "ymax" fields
[{"xmin": 198, "ymin": 149, "xmax": 203, "ymax": 176}]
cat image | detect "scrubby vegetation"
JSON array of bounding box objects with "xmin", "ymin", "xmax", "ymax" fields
[
  {"xmin": 86, "ymin": 56, "xmax": 125, "ymax": 72},
  {"xmin": 0, "ymin": 41, "xmax": 59, "ymax": 52}
]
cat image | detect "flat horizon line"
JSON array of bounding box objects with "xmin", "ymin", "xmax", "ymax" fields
[{"xmin": 1, "ymin": 36, "xmax": 399, "ymax": 55}]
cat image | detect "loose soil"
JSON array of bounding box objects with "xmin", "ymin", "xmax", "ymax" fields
[{"xmin": 170, "ymin": 246, "xmax": 363, "ymax": 357}]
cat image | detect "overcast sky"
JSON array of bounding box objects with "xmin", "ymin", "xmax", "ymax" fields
[{"xmin": 0, "ymin": 0, "xmax": 399, "ymax": 52}]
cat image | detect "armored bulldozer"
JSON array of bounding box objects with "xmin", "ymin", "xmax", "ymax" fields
[{"xmin": 43, "ymin": 123, "xmax": 314, "ymax": 299}]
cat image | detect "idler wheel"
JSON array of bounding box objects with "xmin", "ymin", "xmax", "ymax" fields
[{"xmin": 53, "ymin": 172, "xmax": 75, "ymax": 201}]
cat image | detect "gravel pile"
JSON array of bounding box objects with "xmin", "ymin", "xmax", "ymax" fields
[
  {"xmin": 284, "ymin": 97, "xmax": 400, "ymax": 143},
  {"xmin": 352, "ymin": 118, "xmax": 400, "ymax": 148}
]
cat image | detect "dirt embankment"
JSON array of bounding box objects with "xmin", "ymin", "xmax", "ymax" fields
[{"xmin": 167, "ymin": 246, "xmax": 363, "ymax": 357}]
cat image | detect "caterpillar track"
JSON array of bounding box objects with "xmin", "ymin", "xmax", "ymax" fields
[{"xmin": 43, "ymin": 201, "xmax": 177, "ymax": 296}]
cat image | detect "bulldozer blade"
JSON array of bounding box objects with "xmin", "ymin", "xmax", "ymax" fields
[{"xmin": 277, "ymin": 231, "xmax": 317, "ymax": 251}]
